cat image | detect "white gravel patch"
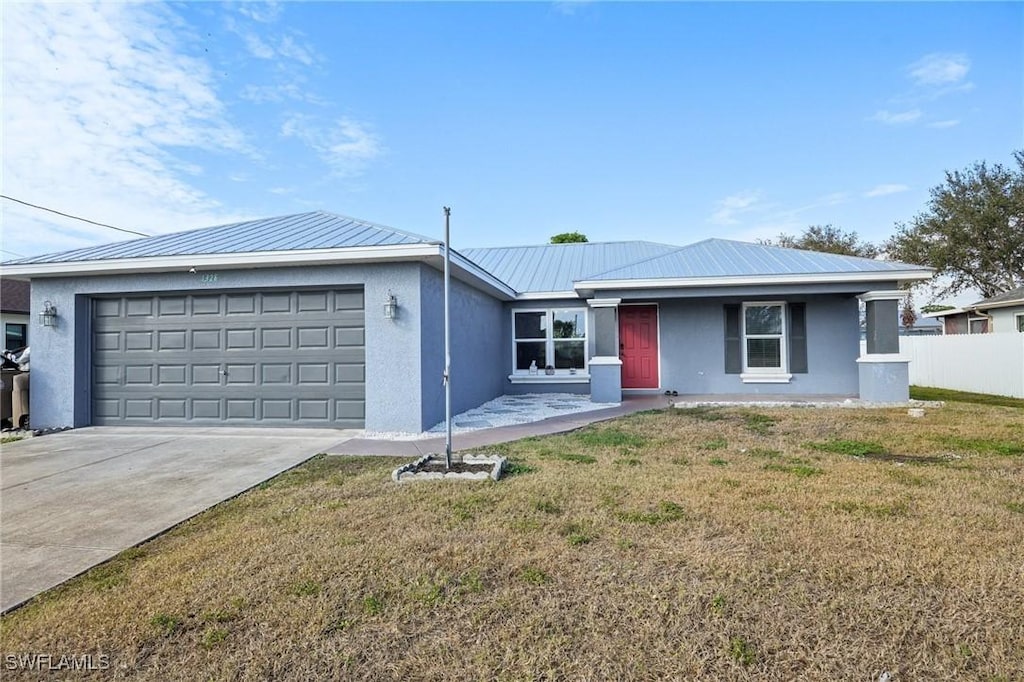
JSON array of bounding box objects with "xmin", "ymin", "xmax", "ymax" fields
[{"xmin": 363, "ymin": 393, "xmax": 619, "ymax": 440}]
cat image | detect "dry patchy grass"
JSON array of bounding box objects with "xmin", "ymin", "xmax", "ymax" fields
[{"xmin": 2, "ymin": 403, "xmax": 1023, "ymax": 680}]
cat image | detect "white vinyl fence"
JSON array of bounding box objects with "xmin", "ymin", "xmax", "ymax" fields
[{"xmin": 900, "ymin": 334, "xmax": 1024, "ymax": 398}]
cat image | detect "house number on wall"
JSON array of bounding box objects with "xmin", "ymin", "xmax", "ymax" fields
[{"xmin": 200, "ymin": 273, "xmax": 219, "ymax": 284}]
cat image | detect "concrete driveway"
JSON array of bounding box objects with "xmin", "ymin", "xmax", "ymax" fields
[{"xmin": 1, "ymin": 426, "xmax": 352, "ymax": 612}]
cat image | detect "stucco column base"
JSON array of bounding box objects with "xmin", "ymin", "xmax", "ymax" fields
[
  {"xmin": 589, "ymin": 357, "xmax": 623, "ymax": 404},
  {"xmin": 857, "ymin": 355, "xmax": 910, "ymax": 402}
]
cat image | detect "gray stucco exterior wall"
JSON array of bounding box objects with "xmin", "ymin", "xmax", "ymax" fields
[
  {"xmin": 656, "ymin": 295, "xmax": 861, "ymax": 395},
  {"xmin": 418, "ymin": 265, "xmax": 506, "ymax": 430},
  {"xmin": 989, "ymin": 306, "xmax": 1024, "ymax": 333},
  {"xmin": 29, "ymin": 263, "xmax": 432, "ymax": 432}
]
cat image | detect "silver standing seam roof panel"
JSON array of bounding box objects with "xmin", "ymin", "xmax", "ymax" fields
[
  {"xmin": 580, "ymin": 238, "xmax": 927, "ymax": 282},
  {"xmin": 3, "ymin": 211, "xmax": 438, "ymax": 265},
  {"xmin": 460, "ymin": 241, "xmax": 679, "ymax": 294}
]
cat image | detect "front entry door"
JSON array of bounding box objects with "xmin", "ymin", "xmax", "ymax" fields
[{"xmin": 619, "ymin": 305, "xmax": 659, "ymax": 389}]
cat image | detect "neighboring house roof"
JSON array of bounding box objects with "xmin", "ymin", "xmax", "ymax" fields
[
  {"xmin": 0, "ymin": 278, "xmax": 30, "ymax": 314},
  {"xmin": 579, "ymin": 239, "xmax": 928, "ymax": 285},
  {"xmin": 461, "ymin": 241, "xmax": 678, "ymax": 294},
  {"xmin": 3, "ymin": 211, "xmax": 437, "ymax": 265},
  {"xmin": 0, "ymin": 211, "xmax": 934, "ymax": 297},
  {"xmin": 972, "ymin": 285, "xmax": 1024, "ymax": 311}
]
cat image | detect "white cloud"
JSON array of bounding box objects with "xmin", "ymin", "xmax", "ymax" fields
[
  {"xmin": 908, "ymin": 53, "xmax": 970, "ymax": 86},
  {"xmin": 278, "ymin": 35, "xmax": 315, "ymax": 66},
  {"xmin": 1, "ymin": 2, "xmax": 253, "ymax": 257},
  {"xmin": 238, "ymin": 1, "xmax": 282, "ymax": 24},
  {"xmin": 864, "ymin": 184, "xmax": 910, "ymax": 198},
  {"xmin": 281, "ymin": 115, "xmax": 383, "ymax": 177},
  {"xmin": 869, "ymin": 109, "xmax": 923, "ymax": 125},
  {"xmin": 927, "ymin": 119, "xmax": 960, "ymax": 129},
  {"xmin": 240, "ymin": 82, "xmax": 326, "ymax": 105},
  {"xmin": 227, "ymin": 15, "xmax": 319, "ymax": 66},
  {"xmin": 709, "ymin": 190, "xmax": 764, "ymax": 226},
  {"xmin": 553, "ymin": 1, "xmax": 594, "ymax": 16}
]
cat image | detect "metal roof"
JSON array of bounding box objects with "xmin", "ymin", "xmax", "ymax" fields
[
  {"xmin": 460, "ymin": 241, "xmax": 679, "ymax": 293},
  {"xmin": 3, "ymin": 211, "xmax": 438, "ymax": 265},
  {"xmin": 581, "ymin": 239, "xmax": 929, "ymax": 282}
]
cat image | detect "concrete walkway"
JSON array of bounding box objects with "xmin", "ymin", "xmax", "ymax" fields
[
  {"xmin": 1, "ymin": 426, "xmax": 346, "ymax": 613},
  {"xmin": 327, "ymin": 395, "xmax": 674, "ymax": 456}
]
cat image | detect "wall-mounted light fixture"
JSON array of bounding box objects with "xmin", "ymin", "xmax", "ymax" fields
[
  {"xmin": 383, "ymin": 292, "xmax": 398, "ymax": 320},
  {"xmin": 39, "ymin": 300, "xmax": 58, "ymax": 327}
]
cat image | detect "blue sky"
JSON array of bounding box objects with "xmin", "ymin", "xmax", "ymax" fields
[{"xmin": 2, "ymin": 1, "xmax": 1021, "ymax": 276}]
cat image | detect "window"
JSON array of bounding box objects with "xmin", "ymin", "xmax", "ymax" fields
[
  {"xmin": 742, "ymin": 302, "xmax": 788, "ymax": 376},
  {"xmin": 968, "ymin": 316, "xmax": 989, "ymax": 334},
  {"xmin": 513, "ymin": 309, "xmax": 586, "ymax": 374},
  {"xmin": 1016, "ymin": 313, "xmax": 1024, "ymax": 333},
  {"xmin": 4, "ymin": 323, "xmax": 26, "ymax": 351}
]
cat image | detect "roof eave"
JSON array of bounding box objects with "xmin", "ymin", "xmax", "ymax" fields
[
  {"xmin": 573, "ymin": 269, "xmax": 935, "ymax": 292},
  {"xmin": 0, "ymin": 244, "xmax": 443, "ymax": 278},
  {"xmin": 0, "ymin": 243, "xmax": 519, "ymax": 301},
  {"xmin": 970, "ymin": 298, "xmax": 1024, "ymax": 312}
]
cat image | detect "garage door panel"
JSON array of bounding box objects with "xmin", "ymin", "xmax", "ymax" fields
[
  {"xmin": 125, "ymin": 331, "xmax": 154, "ymax": 351},
  {"xmin": 93, "ymin": 399, "xmax": 120, "ymax": 418},
  {"xmin": 225, "ymin": 364, "xmax": 256, "ymax": 384},
  {"xmin": 193, "ymin": 399, "xmax": 221, "ymax": 419},
  {"xmin": 335, "ymin": 364, "xmax": 364, "ymax": 383},
  {"xmin": 126, "ymin": 299, "xmax": 153, "ymax": 316},
  {"xmin": 226, "ymin": 295, "xmax": 256, "ymax": 315},
  {"xmin": 298, "ymin": 327, "xmax": 329, "ymax": 348},
  {"xmin": 335, "ymin": 290, "xmax": 364, "ymax": 310},
  {"xmin": 334, "ymin": 328, "xmax": 364, "ymax": 346},
  {"xmin": 262, "ymin": 400, "xmax": 292, "ymax": 419},
  {"xmin": 261, "ymin": 328, "xmax": 292, "ymax": 349},
  {"xmin": 191, "ymin": 365, "xmax": 221, "ymax": 384},
  {"xmin": 125, "ymin": 399, "xmax": 154, "ymax": 418},
  {"xmin": 95, "ymin": 299, "xmax": 121, "ymax": 317},
  {"xmin": 192, "ymin": 329, "xmax": 221, "ymax": 350},
  {"xmin": 157, "ymin": 399, "xmax": 186, "ymax": 419},
  {"xmin": 158, "ymin": 298, "xmax": 186, "ymax": 316},
  {"xmin": 95, "ymin": 332, "xmax": 120, "ymax": 351},
  {"xmin": 124, "ymin": 366, "xmax": 153, "ymax": 385},
  {"xmin": 298, "ymin": 292, "xmax": 329, "ymax": 312},
  {"xmin": 192, "ymin": 296, "xmax": 220, "ymax": 315},
  {"xmin": 261, "ymin": 293, "xmax": 292, "ymax": 314},
  {"xmin": 226, "ymin": 329, "xmax": 256, "ymax": 349},
  {"xmin": 93, "ymin": 289, "xmax": 365, "ymax": 427},
  {"xmin": 226, "ymin": 400, "xmax": 256, "ymax": 419},
  {"xmin": 158, "ymin": 331, "xmax": 186, "ymax": 350},
  {"xmin": 298, "ymin": 400, "xmax": 329, "ymax": 420}
]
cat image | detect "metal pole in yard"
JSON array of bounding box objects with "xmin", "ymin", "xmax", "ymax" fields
[{"xmin": 443, "ymin": 206, "xmax": 453, "ymax": 470}]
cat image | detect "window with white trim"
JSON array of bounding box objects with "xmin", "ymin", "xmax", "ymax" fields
[
  {"xmin": 512, "ymin": 309, "xmax": 587, "ymax": 374},
  {"xmin": 742, "ymin": 302, "xmax": 787, "ymax": 373},
  {"xmin": 1016, "ymin": 313, "xmax": 1024, "ymax": 333}
]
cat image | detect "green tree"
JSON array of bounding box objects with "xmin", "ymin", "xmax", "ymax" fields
[
  {"xmin": 764, "ymin": 224, "xmax": 878, "ymax": 258},
  {"xmin": 920, "ymin": 304, "xmax": 955, "ymax": 314},
  {"xmin": 885, "ymin": 151, "xmax": 1024, "ymax": 298},
  {"xmin": 550, "ymin": 231, "xmax": 588, "ymax": 244}
]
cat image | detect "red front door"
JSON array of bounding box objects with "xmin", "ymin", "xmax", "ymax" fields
[{"xmin": 619, "ymin": 305, "xmax": 659, "ymax": 389}]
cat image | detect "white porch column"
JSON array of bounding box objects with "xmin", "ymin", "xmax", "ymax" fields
[
  {"xmin": 588, "ymin": 298, "xmax": 622, "ymax": 403},
  {"xmin": 857, "ymin": 290, "xmax": 910, "ymax": 402}
]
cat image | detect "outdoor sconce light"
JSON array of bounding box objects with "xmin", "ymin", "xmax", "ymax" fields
[
  {"xmin": 383, "ymin": 292, "xmax": 398, "ymax": 320},
  {"xmin": 40, "ymin": 300, "xmax": 58, "ymax": 327}
]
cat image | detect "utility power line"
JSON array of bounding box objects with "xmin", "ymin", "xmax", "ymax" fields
[{"xmin": 1, "ymin": 195, "xmax": 150, "ymax": 237}]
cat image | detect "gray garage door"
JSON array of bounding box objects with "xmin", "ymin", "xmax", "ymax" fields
[{"xmin": 92, "ymin": 289, "xmax": 365, "ymax": 427}]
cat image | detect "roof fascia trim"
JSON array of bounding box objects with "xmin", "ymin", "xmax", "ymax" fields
[{"xmin": 574, "ymin": 270, "xmax": 934, "ymax": 291}]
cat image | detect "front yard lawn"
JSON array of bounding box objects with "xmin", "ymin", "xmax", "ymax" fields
[{"xmin": 2, "ymin": 403, "xmax": 1022, "ymax": 680}]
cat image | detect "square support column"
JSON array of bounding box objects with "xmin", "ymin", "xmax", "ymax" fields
[
  {"xmin": 857, "ymin": 290, "xmax": 910, "ymax": 402},
  {"xmin": 588, "ymin": 298, "xmax": 622, "ymax": 404}
]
